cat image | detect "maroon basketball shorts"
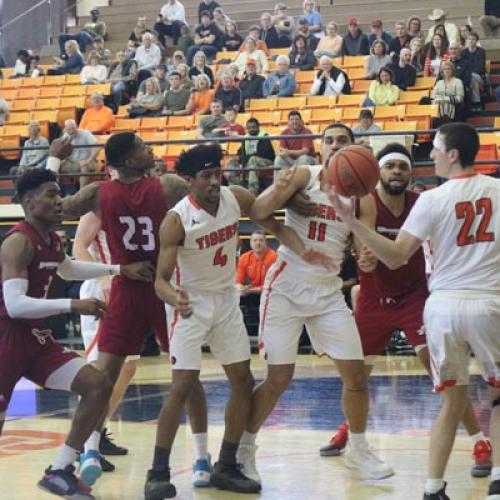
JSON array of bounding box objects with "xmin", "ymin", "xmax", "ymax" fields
[{"xmin": 98, "ymin": 277, "xmax": 168, "ymax": 357}]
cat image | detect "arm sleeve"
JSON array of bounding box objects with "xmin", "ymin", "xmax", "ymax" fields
[
  {"xmin": 57, "ymin": 255, "xmax": 120, "ymax": 281},
  {"xmin": 3, "ymin": 278, "xmax": 71, "ymax": 319},
  {"xmin": 310, "ymin": 76, "xmax": 321, "ymax": 95},
  {"xmin": 401, "ymin": 193, "xmax": 434, "ymax": 242}
]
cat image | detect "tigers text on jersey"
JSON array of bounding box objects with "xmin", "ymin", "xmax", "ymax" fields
[
  {"xmin": 402, "ymin": 173, "xmax": 500, "ymax": 293},
  {"xmin": 171, "ymin": 187, "xmax": 241, "ymax": 292},
  {"xmin": 279, "ymin": 165, "xmax": 350, "ymax": 286}
]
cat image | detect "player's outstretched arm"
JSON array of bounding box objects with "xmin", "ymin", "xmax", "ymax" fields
[
  {"xmin": 160, "ymin": 173, "xmax": 190, "ymax": 207},
  {"xmin": 61, "ymin": 182, "xmax": 101, "ymax": 220},
  {"xmin": 354, "ymin": 194, "xmax": 378, "ymax": 272},
  {"xmin": 73, "ymin": 211, "xmax": 102, "ymax": 263},
  {"xmin": 155, "ymin": 212, "xmax": 192, "ymax": 318}
]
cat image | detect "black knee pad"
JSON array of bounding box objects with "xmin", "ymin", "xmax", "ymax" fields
[{"xmin": 492, "ymin": 397, "xmax": 500, "ymax": 409}]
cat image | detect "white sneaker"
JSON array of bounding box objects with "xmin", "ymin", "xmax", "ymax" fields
[
  {"xmin": 344, "ymin": 443, "xmax": 394, "ymax": 480},
  {"xmin": 236, "ymin": 444, "xmax": 261, "ymax": 484}
]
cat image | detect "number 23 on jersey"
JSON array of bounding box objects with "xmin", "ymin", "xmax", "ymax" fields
[{"xmin": 119, "ymin": 216, "xmax": 155, "ymax": 251}]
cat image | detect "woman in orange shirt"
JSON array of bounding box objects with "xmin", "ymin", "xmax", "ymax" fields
[{"xmin": 187, "ymin": 74, "xmax": 215, "ymax": 115}]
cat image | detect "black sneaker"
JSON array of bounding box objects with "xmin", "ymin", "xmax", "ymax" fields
[
  {"xmin": 100, "ymin": 455, "xmax": 115, "ymax": 472},
  {"xmin": 423, "ymin": 482, "xmax": 450, "ymax": 500},
  {"xmin": 99, "ymin": 428, "xmax": 128, "ymax": 456},
  {"xmin": 487, "ymin": 479, "xmax": 500, "ymax": 498},
  {"xmin": 144, "ymin": 468, "xmax": 176, "ymax": 500},
  {"xmin": 210, "ymin": 461, "xmax": 262, "ymax": 494},
  {"xmin": 38, "ymin": 465, "xmax": 94, "ymax": 498}
]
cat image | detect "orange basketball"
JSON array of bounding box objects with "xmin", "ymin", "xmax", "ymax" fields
[{"xmin": 327, "ymin": 145, "xmax": 380, "ymax": 197}]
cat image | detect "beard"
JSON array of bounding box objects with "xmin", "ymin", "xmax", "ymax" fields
[{"xmin": 380, "ymin": 178, "xmax": 409, "ymax": 196}]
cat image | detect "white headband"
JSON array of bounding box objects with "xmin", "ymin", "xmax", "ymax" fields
[{"xmin": 378, "ymin": 152, "xmax": 411, "ymax": 169}]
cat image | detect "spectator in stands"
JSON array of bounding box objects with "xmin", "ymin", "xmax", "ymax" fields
[
  {"xmin": 187, "ymin": 74, "xmax": 214, "ymax": 114},
  {"xmin": 426, "ymin": 8, "xmax": 459, "ymax": 44},
  {"xmin": 127, "ymin": 78, "xmax": 163, "ymax": 117},
  {"xmin": 91, "ymin": 36, "xmax": 112, "ymax": 67},
  {"xmin": 228, "ymin": 63, "xmax": 242, "ymax": 86},
  {"xmin": 162, "ymin": 71, "xmax": 191, "ymax": 115},
  {"xmin": 299, "ymin": 0, "xmax": 322, "ymax": 34},
  {"xmin": 263, "ymin": 55, "xmax": 296, "ymax": 97},
  {"xmin": 214, "ymin": 72, "xmax": 242, "ymax": 110},
  {"xmin": 11, "ymin": 50, "xmax": 31, "ymax": 78},
  {"xmin": 84, "ymin": 9, "xmax": 107, "ymax": 39},
  {"xmin": 235, "ymin": 37, "xmax": 269, "ymax": 76},
  {"xmin": 170, "ymin": 50, "xmax": 187, "ymax": 70},
  {"xmin": 366, "ymin": 66, "xmax": 400, "ymax": 105},
  {"xmin": 218, "ymin": 107, "xmax": 246, "ymax": 136},
  {"xmin": 129, "ymin": 16, "xmax": 150, "ymax": 47},
  {"xmin": 259, "ymin": 13, "xmax": 281, "ymax": 49},
  {"xmin": 239, "ymin": 59, "xmax": 265, "ymax": 102},
  {"xmin": 296, "ymin": 18, "xmax": 319, "ymax": 51},
  {"xmin": 459, "ymin": 25, "xmax": 473, "ymax": 48},
  {"xmin": 198, "ymin": 0, "xmax": 220, "ymax": 22},
  {"xmin": 198, "ymin": 99, "xmax": 227, "ymax": 137},
  {"xmin": 432, "ymin": 61, "xmax": 464, "ymax": 121},
  {"xmin": 274, "ymin": 110, "xmax": 316, "ymax": 172},
  {"xmin": 289, "ymin": 34, "xmax": 317, "ymax": 70},
  {"xmin": 187, "ymin": 11, "xmax": 222, "ymax": 65},
  {"xmin": 138, "ymin": 64, "xmax": 169, "ymax": 94},
  {"xmin": 213, "ymin": 7, "xmax": 231, "ymax": 32},
  {"xmin": 134, "ymin": 32, "xmax": 162, "ymax": 83},
  {"xmin": 236, "ymin": 118, "xmax": 275, "ymax": 194},
  {"xmin": 58, "ymin": 29, "xmax": 94, "ymax": 57},
  {"xmin": 176, "ymin": 24, "xmax": 194, "ymax": 54},
  {"xmin": 388, "ymin": 48, "xmax": 417, "ymax": 90},
  {"xmin": 480, "ymin": 0, "xmax": 500, "ymax": 38},
  {"xmin": 80, "ymin": 51, "xmax": 107, "ymax": 84},
  {"xmin": 463, "ymin": 32, "xmax": 486, "ymax": 108},
  {"xmin": 155, "ymin": 0, "xmax": 187, "ymax": 46},
  {"xmin": 433, "ymin": 24, "xmax": 450, "ymax": 49},
  {"xmin": 60, "ymin": 119, "xmax": 99, "ymax": 187},
  {"xmin": 236, "ymin": 230, "xmax": 277, "ymax": 297},
  {"xmin": 79, "ymin": 92, "xmax": 114, "ymax": 134},
  {"xmin": 108, "ymin": 50, "xmax": 138, "ymax": 112},
  {"xmin": 353, "ymin": 109, "xmax": 381, "ymax": 139},
  {"xmin": 176, "ymin": 63, "xmax": 194, "ymax": 89},
  {"xmin": 342, "ymin": 16, "xmax": 370, "ymax": 56},
  {"xmin": 273, "ymin": 3, "xmax": 295, "ymax": 48},
  {"xmin": 221, "ymin": 21, "xmax": 244, "ymax": 52},
  {"xmin": 369, "ymin": 19, "xmax": 392, "ymax": 47},
  {"xmin": 29, "ymin": 55, "xmax": 45, "ymax": 78},
  {"xmin": 366, "ymin": 40, "xmax": 392, "ymax": 79},
  {"xmin": 311, "ymin": 55, "xmax": 350, "ymax": 96},
  {"xmin": 409, "ymin": 38, "xmax": 425, "ymax": 75},
  {"xmin": 423, "ymin": 33, "xmax": 450, "ymax": 77},
  {"xmin": 447, "ymin": 41, "xmax": 476, "ymax": 107},
  {"xmin": 407, "ymin": 16, "xmax": 424, "ymax": 42},
  {"xmin": 243, "ymin": 25, "xmax": 269, "ymax": 56},
  {"xmin": 50, "ymin": 40, "xmax": 84, "ymax": 75},
  {"xmin": 0, "ymin": 97, "xmax": 8, "ymax": 125},
  {"xmin": 315, "ymin": 21, "xmax": 343, "ymax": 58},
  {"xmin": 9, "ymin": 121, "xmax": 49, "ymax": 176},
  {"xmin": 411, "ymin": 182, "xmax": 427, "ymax": 193},
  {"xmin": 189, "ymin": 51, "xmax": 215, "ymax": 86},
  {"xmin": 388, "ymin": 21, "xmax": 413, "ymax": 58}
]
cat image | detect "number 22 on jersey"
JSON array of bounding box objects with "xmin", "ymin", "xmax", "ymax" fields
[
  {"xmin": 455, "ymin": 198, "xmax": 495, "ymax": 247},
  {"xmin": 119, "ymin": 216, "xmax": 155, "ymax": 251}
]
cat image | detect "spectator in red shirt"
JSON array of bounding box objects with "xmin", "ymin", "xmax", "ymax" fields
[
  {"xmin": 219, "ymin": 107, "xmax": 246, "ymax": 136},
  {"xmin": 274, "ymin": 110, "xmax": 317, "ymax": 175}
]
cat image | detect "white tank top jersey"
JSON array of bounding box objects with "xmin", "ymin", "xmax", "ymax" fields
[
  {"xmin": 279, "ymin": 165, "xmax": 351, "ymax": 287},
  {"xmin": 171, "ymin": 187, "xmax": 241, "ymax": 292},
  {"xmin": 402, "ymin": 173, "xmax": 500, "ymax": 293},
  {"xmin": 88, "ymin": 230, "xmax": 111, "ymax": 264}
]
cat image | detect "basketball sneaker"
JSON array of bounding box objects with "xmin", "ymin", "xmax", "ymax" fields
[
  {"xmin": 210, "ymin": 461, "xmax": 262, "ymax": 493},
  {"xmin": 487, "ymin": 479, "xmax": 500, "ymax": 499},
  {"xmin": 144, "ymin": 468, "xmax": 176, "ymax": 500},
  {"xmin": 192, "ymin": 453, "xmax": 212, "ymax": 487},
  {"xmin": 38, "ymin": 465, "xmax": 94, "ymax": 499},
  {"xmin": 319, "ymin": 422, "xmax": 349, "ymax": 456},
  {"xmin": 99, "ymin": 428, "xmax": 128, "ymax": 456},
  {"xmin": 100, "ymin": 455, "xmax": 115, "ymax": 473},
  {"xmin": 236, "ymin": 443, "xmax": 261, "ymax": 483},
  {"xmin": 471, "ymin": 439, "xmax": 492, "ymax": 477},
  {"xmin": 344, "ymin": 442, "xmax": 395, "ymax": 480},
  {"xmin": 79, "ymin": 450, "xmax": 102, "ymax": 486},
  {"xmin": 422, "ymin": 482, "xmax": 450, "ymax": 499}
]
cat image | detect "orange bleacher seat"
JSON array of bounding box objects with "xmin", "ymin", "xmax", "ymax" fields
[
  {"xmin": 215, "ymin": 51, "xmax": 238, "ymax": 62},
  {"xmin": 63, "ymin": 85, "xmax": 86, "ymax": 96},
  {"xmin": 342, "ymin": 106, "xmax": 370, "ymax": 120},
  {"xmin": 40, "ymin": 86, "xmax": 63, "ymax": 98},
  {"xmin": 337, "ymin": 94, "xmax": 364, "ymax": 107},
  {"xmin": 170, "ymin": 129, "xmax": 199, "ymax": 141},
  {"xmin": 235, "ymin": 112, "xmax": 251, "ymax": 126},
  {"xmin": 475, "ymin": 144, "xmax": 498, "ymax": 174},
  {"xmin": 6, "ymin": 111, "xmax": 31, "ymax": 124},
  {"xmin": 2, "ymin": 124, "xmax": 29, "ymax": 137},
  {"xmin": 152, "ymin": 145, "xmax": 168, "ymax": 159},
  {"xmin": 405, "ymin": 104, "xmax": 438, "ymax": 118},
  {"xmin": 140, "ymin": 130, "xmax": 169, "ymax": 142},
  {"xmin": 384, "ymin": 120, "xmax": 418, "ymax": 133},
  {"xmin": 1, "ymin": 89, "xmax": 18, "ymax": 101},
  {"xmin": 18, "ymin": 88, "xmax": 41, "ymax": 99},
  {"xmin": 347, "ymin": 68, "xmax": 366, "ymax": 80},
  {"xmin": 11, "ymin": 99, "xmax": 34, "ymax": 111},
  {"xmin": 1, "ymin": 68, "xmax": 14, "ymax": 79},
  {"xmin": 247, "ymin": 98, "xmax": 278, "ymax": 112},
  {"xmin": 35, "ymin": 98, "xmax": 60, "ymax": 110},
  {"xmin": 140, "ymin": 117, "xmax": 168, "ymax": 131},
  {"xmin": 32, "ymin": 110, "xmax": 59, "ymax": 124},
  {"xmin": 305, "ymin": 95, "xmax": 336, "ymax": 109},
  {"xmin": 85, "ymin": 84, "xmax": 111, "ymax": 96},
  {"xmin": 342, "ymin": 56, "xmax": 367, "ymax": 69},
  {"xmin": 65, "ymin": 74, "xmax": 82, "ymax": 85},
  {"xmin": 297, "ymin": 82, "xmax": 312, "ymax": 94},
  {"xmin": 165, "ymin": 143, "xmax": 191, "ymax": 169},
  {"xmin": 277, "ymin": 96, "xmax": 307, "ymax": 110},
  {"xmin": 0, "ymin": 135, "xmax": 21, "ymax": 160},
  {"xmin": 295, "ymin": 71, "xmax": 316, "ymax": 84},
  {"xmin": 165, "ymin": 115, "xmax": 195, "ymax": 130},
  {"xmin": 494, "ymin": 117, "xmax": 500, "ymax": 129},
  {"xmin": 43, "ymin": 75, "xmax": 66, "ymax": 86},
  {"xmin": 20, "ymin": 77, "xmax": 44, "ymax": 88},
  {"xmin": 309, "ymin": 107, "xmax": 342, "ymax": 125},
  {"xmin": 374, "ymin": 105, "xmax": 406, "ymax": 120},
  {"xmin": 112, "ymin": 118, "xmax": 141, "ymax": 132},
  {"xmin": 352, "ymin": 80, "xmax": 371, "ymax": 94},
  {"xmin": 0, "ymin": 79, "xmax": 19, "ymax": 90},
  {"xmin": 59, "ymin": 96, "xmax": 87, "ymax": 109},
  {"xmin": 408, "ymin": 77, "xmax": 436, "ymax": 91},
  {"xmin": 268, "ymin": 48, "xmax": 289, "ymax": 58},
  {"xmin": 398, "ymin": 90, "xmax": 429, "ymax": 104},
  {"xmin": 251, "ymin": 111, "xmax": 280, "ymax": 126}
]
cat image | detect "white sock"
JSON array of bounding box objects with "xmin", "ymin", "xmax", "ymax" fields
[
  {"xmin": 192, "ymin": 432, "xmax": 208, "ymax": 461},
  {"xmin": 348, "ymin": 431, "xmax": 368, "ymax": 449},
  {"xmin": 424, "ymin": 478, "xmax": 445, "ymax": 494},
  {"xmin": 492, "ymin": 467, "xmax": 500, "ymax": 481},
  {"xmin": 470, "ymin": 431, "xmax": 486, "ymax": 444},
  {"xmin": 52, "ymin": 444, "xmax": 79, "ymax": 470},
  {"xmin": 84, "ymin": 430, "xmax": 101, "ymax": 454},
  {"xmin": 240, "ymin": 431, "xmax": 257, "ymax": 446}
]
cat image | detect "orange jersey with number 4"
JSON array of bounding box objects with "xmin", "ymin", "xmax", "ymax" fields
[
  {"xmin": 171, "ymin": 188, "xmax": 241, "ymax": 292},
  {"xmin": 402, "ymin": 173, "xmax": 500, "ymax": 293}
]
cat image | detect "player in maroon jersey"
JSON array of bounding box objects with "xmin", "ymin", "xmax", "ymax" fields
[
  {"xmin": 319, "ymin": 143, "xmax": 491, "ymax": 477},
  {"xmin": 47, "ymin": 133, "xmax": 210, "ymax": 487},
  {"xmin": 0, "ymin": 168, "xmax": 153, "ymax": 499}
]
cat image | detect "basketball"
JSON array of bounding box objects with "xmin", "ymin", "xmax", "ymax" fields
[{"xmin": 327, "ymin": 145, "xmax": 380, "ymax": 197}]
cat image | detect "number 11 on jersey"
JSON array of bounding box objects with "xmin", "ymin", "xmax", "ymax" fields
[{"xmin": 308, "ymin": 221, "xmax": 327, "ymax": 242}]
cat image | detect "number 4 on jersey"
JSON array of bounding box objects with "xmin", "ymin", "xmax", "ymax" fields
[
  {"xmin": 213, "ymin": 246, "xmax": 228, "ymax": 267},
  {"xmin": 455, "ymin": 198, "xmax": 495, "ymax": 247}
]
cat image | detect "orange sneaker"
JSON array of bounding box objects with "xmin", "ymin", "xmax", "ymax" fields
[
  {"xmin": 471, "ymin": 439, "xmax": 492, "ymax": 478},
  {"xmin": 319, "ymin": 422, "xmax": 349, "ymax": 456}
]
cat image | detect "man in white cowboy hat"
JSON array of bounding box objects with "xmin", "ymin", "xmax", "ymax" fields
[{"xmin": 425, "ymin": 8, "xmax": 460, "ymax": 44}]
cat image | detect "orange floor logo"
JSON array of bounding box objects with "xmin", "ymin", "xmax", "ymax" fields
[{"xmin": 0, "ymin": 430, "xmax": 65, "ymax": 458}]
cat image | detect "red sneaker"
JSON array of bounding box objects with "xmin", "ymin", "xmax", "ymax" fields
[
  {"xmin": 471, "ymin": 439, "xmax": 492, "ymax": 478},
  {"xmin": 319, "ymin": 422, "xmax": 349, "ymax": 456}
]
